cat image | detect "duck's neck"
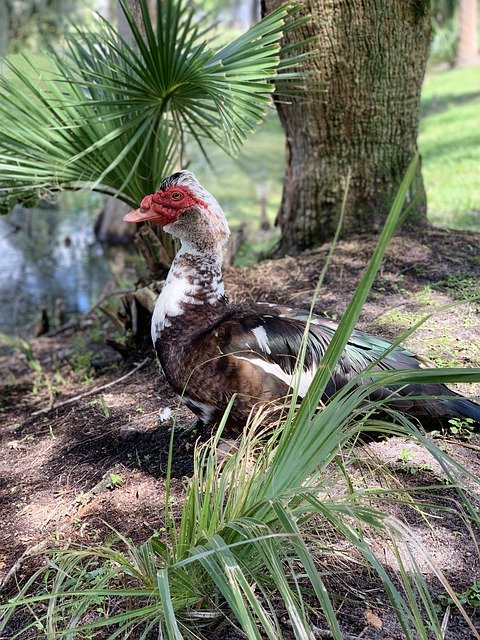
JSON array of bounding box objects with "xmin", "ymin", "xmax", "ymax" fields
[{"xmin": 151, "ymin": 242, "xmax": 225, "ymax": 344}]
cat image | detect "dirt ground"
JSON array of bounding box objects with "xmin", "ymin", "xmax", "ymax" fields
[{"xmin": 1, "ymin": 226, "xmax": 479, "ymax": 639}]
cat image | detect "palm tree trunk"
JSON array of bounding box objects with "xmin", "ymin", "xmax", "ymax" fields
[
  {"xmin": 262, "ymin": 0, "xmax": 431, "ymax": 254},
  {"xmin": 117, "ymin": 0, "xmax": 145, "ymax": 39}
]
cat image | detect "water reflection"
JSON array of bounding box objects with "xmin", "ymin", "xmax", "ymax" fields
[{"xmin": 0, "ymin": 199, "xmax": 114, "ymax": 337}]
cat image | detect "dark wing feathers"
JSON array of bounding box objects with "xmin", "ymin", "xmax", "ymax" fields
[
  {"xmin": 181, "ymin": 302, "xmax": 479, "ymax": 427},
  {"xmin": 213, "ymin": 304, "xmax": 425, "ymax": 392},
  {"xmin": 220, "ymin": 311, "xmax": 323, "ymax": 372}
]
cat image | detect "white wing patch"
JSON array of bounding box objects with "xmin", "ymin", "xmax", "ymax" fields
[
  {"xmin": 251, "ymin": 326, "xmax": 271, "ymax": 354},
  {"xmin": 235, "ymin": 355, "xmax": 319, "ymax": 397}
]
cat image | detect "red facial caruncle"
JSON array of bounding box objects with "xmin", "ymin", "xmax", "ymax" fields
[{"xmin": 123, "ymin": 186, "xmax": 207, "ymax": 226}]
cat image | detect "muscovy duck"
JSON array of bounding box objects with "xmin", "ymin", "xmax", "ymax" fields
[{"xmin": 124, "ymin": 171, "xmax": 480, "ymax": 432}]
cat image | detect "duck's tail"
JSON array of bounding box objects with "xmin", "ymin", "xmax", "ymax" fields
[
  {"xmin": 376, "ymin": 382, "xmax": 480, "ymax": 430},
  {"xmin": 443, "ymin": 395, "xmax": 480, "ymax": 425}
]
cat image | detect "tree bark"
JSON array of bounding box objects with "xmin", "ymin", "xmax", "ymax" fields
[
  {"xmin": 117, "ymin": 0, "xmax": 144, "ymax": 39},
  {"xmin": 262, "ymin": 0, "xmax": 431, "ymax": 254},
  {"xmin": 457, "ymin": 0, "xmax": 479, "ymax": 66},
  {"xmin": 117, "ymin": 0, "xmax": 156, "ymax": 40},
  {"xmin": 94, "ymin": 197, "xmax": 137, "ymax": 245}
]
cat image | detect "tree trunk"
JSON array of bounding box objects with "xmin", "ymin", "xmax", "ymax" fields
[
  {"xmin": 117, "ymin": 0, "xmax": 156, "ymax": 40},
  {"xmin": 117, "ymin": 0, "xmax": 144, "ymax": 39},
  {"xmin": 94, "ymin": 197, "xmax": 137, "ymax": 245},
  {"xmin": 457, "ymin": 0, "xmax": 479, "ymax": 66},
  {"xmin": 262, "ymin": 0, "xmax": 431, "ymax": 254}
]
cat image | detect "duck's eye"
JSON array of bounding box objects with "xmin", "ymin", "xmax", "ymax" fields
[{"xmin": 171, "ymin": 191, "xmax": 183, "ymax": 201}]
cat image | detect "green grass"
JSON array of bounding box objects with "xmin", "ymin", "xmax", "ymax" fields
[{"xmin": 419, "ymin": 65, "xmax": 480, "ymax": 231}]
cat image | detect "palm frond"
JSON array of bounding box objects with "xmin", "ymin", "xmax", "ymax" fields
[{"xmin": 0, "ymin": 0, "xmax": 313, "ymax": 211}]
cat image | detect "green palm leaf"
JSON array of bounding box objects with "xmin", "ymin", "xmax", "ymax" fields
[{"xmin": 0, "ymin": 0, "xmax": 312, "ymax": 212}]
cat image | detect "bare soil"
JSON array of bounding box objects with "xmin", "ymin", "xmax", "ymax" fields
[{"xmin": 1, "ymin": 226, "xmax": 479, "ymax": 639}]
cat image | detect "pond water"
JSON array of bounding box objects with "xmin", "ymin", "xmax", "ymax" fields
[{"xmin": 0, "ymin": 197, "xmax": 116, "ymax": 337}]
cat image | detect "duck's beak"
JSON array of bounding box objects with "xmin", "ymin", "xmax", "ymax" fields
[
  {"xmin": 123, "ymin": 208, "xmax": 157, "ymax": 223},
  {"xmin": 123, "ymin": 193, "xmax": 160, "ymax": 222}
]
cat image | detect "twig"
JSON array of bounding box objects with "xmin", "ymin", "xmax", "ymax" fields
[
  {"xmin": 30, "ymin": 357, "xmax": 151, "ymax": 418},
  {"xmin": 87, "ymin": 287, "xmax": 139, "ymax": 317},
  {"xmin": 443, "ymin": 439, "xmax": 480, "ymax": 451},
  {"xmin": 44, "ymin": 318, "xmax": 85, "ymax": 337}
]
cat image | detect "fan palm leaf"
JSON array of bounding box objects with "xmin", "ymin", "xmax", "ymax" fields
[{"xmin": 0, "ymin": 0, "xmax": 312, "ymax": 212}]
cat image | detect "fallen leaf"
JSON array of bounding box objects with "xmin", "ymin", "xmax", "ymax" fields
[{"xmin": 364, "ymin": 609, "xmax": 383, "ymax": 629}]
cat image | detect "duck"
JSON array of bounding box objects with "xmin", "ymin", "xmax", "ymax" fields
[{"xmin": 124, "ymin": 170, "xmax": 480, "ymax": 432}]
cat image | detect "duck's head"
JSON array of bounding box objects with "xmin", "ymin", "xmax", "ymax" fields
[{"xmin": 124, "ymin": 171, "xmax": 230, "ymax": 252}]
